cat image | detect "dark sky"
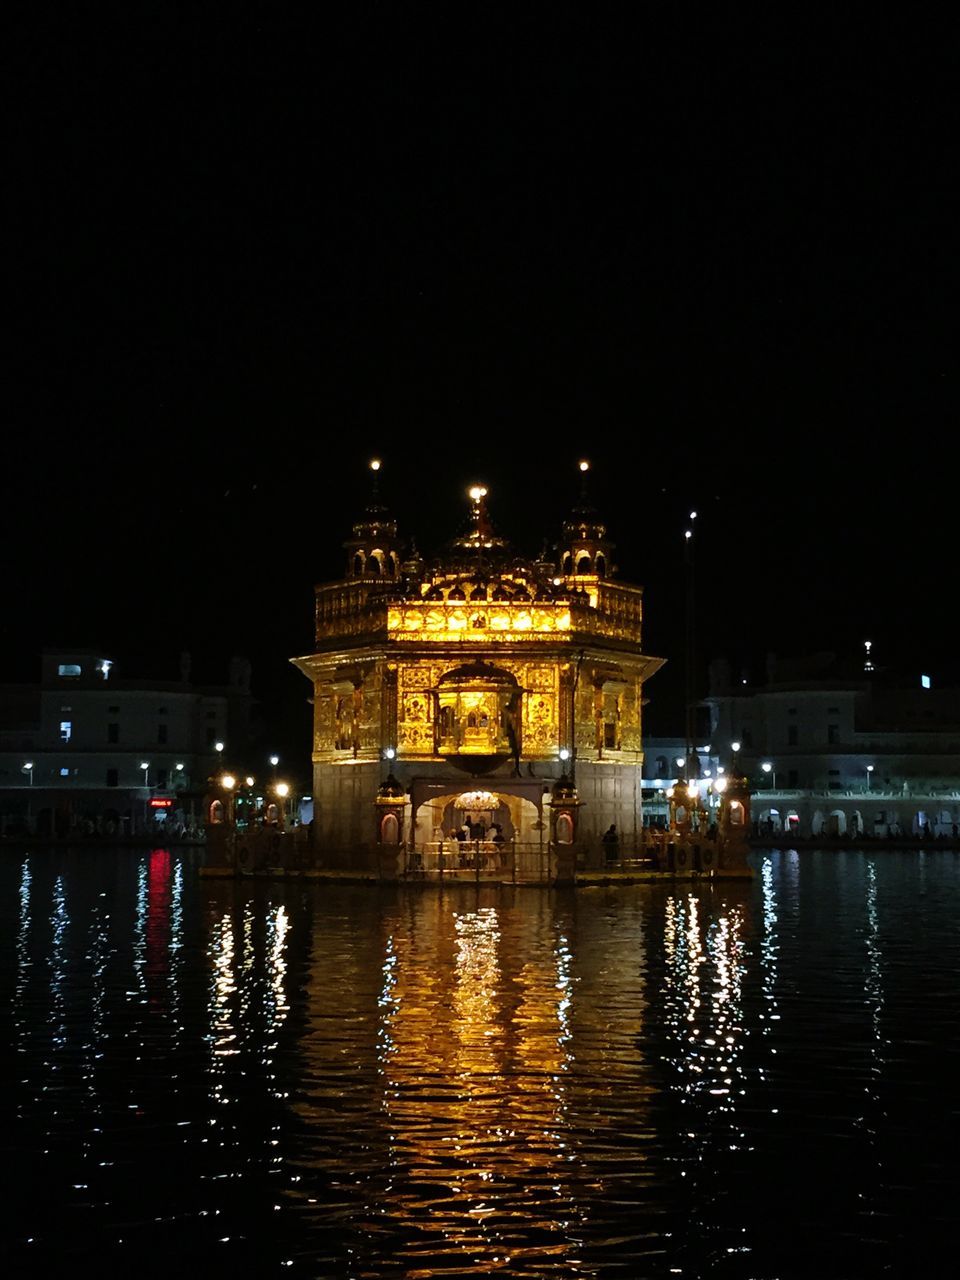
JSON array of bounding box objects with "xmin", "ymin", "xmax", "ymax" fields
[{"xmin": 3, "ymin": 7, "xmax": 957, "ymax": 749}]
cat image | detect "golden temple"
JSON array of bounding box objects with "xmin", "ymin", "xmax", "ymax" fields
[{"xmin": 291, "ymin": 461, "xmax": 668, "ymax": 868}]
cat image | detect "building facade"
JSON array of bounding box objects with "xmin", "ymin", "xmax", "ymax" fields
[
  {"xmin": 0, "ymin": 650, "xmax": 253, "ymax": 838},
  {"xmin": 703, "ymin": 653, "xmax": 960, "ymax": 839},
  {"xmin": 292, "ymin": 467, "xmax": 664, "ymax": 865}
]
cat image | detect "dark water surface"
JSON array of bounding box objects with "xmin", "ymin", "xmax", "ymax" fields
[{"xmin": 3, "ymin": 847, "xmax": 958, "ymax": 1278}]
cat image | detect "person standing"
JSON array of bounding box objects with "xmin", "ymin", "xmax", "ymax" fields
[{"xmin": 602, "ymin": 823, "xmax": 620, "ymax": 863}]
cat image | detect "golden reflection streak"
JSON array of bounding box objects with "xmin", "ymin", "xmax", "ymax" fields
[
  {"xmin": 263, "ymin": 904, "xmax": 291, "ymax": 1102},
  {"xmin": 372, "ymin": 897, "xmax": 581, "ymax": 1274},
  {"xmin": 663, "ymin": 891, "xmax": 747, "ymax": 1118}
]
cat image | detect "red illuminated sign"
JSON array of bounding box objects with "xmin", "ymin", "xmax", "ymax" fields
[{"xmin": 149, "ymin": 797, "xmax": 174, "ymax": 809}]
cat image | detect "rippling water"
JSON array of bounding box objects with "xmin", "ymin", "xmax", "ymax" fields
[{"xmin": 3, "ymin": 847, "xmax": 959, "ymax": 1277}]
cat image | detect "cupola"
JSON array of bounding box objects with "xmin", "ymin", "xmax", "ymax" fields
[
  {"xmin": 557, "ymin": 460, "xmax": 615, "ymax": 586},
  {"xmin": 344, "ymin": 459, "xmax": 402, "ymax": 581}
]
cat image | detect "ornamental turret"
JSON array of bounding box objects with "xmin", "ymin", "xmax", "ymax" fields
[
  {"xmin": 557, "ymin": 461, "xmax": 616, "ymax": 598},
  {"xmin": 344, "ymin": 459, "xmax": 401, "ymax": 581}
]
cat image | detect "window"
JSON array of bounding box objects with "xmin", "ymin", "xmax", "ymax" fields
[
  {"xmin": 157, "ymin": 723, "xmax": 168, "ymax": 744},
  {"xmin": 788, "ymin": 769, "xmax": 799, "ymax": 787},
  {"xmin": 158, "ymin": 707, "xmax": 167, "ymax": 715},
  {"xmin": 787, "ymin": 726, "xmax": 798, "ymax": 746},
  {"xmin": 58, "ymin": 664, "xmax": 81, "ymax": 677},
  {"xmin": 206, "ymin": 727, "xmax": 217, "ymax": 746},
  {"xmin": 828, "ymin": 706, "xmax": 839, "ymax": 715},
  {"xmin": 604, "ymin": 722, "xmax": 617, "ymax": 748},
  {"xmin": 107, "ymin": 723, "xmax": 119, "ymax": 744},
  {"xmin": 743, "ymin": 730, "xmax": 753, "ymax": 747},
  {"xmin": 108, "ymin": 705, "xmax": 119, "ymax": 714},
  {"xmin": 828, "ymin": 724, "xmax": 839, "ymax": 744},
  {"xmin": 106, "ymin": 768, "xmax": 118, "ymax": 787},
  {"xmin": 157, "ymin": 768, "xmax": 168, "ymax": 788},
  {"xmin": 60, "ymin": 720, "xmax": 72, "ymax": 743},
  {"xmin": 206, "ymin": 710, "xmax": 217, "ymax": 720},
  {"xmin": 59, "ymin": 767, "xmax": 70, "ymax": 777}
]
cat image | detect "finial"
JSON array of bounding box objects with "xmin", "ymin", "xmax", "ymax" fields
[{"xmin": 467, "ymin": 484, "xmax": 492, "ymax": 539}]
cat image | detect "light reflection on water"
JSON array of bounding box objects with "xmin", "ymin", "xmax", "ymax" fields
[{"xmin": 3, "ymin": 848, "xmax": 960, "ymax": 1277}]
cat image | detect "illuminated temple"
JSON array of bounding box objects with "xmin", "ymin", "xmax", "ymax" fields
[{"xmin": 291, "ymin": 462, "xmax": 667, "ymax": 867}]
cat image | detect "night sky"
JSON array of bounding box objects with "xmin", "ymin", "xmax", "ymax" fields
[{"xmin": 4, "ymin": 8, "xmax": 956, "ymax": 755}]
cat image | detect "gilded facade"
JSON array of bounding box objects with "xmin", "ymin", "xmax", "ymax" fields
[{"xmin": 292, "ymin": 466, "xmax": 665, "ymax": 862}]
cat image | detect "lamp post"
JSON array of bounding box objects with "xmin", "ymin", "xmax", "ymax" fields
[
  {"xmin": 866, "ymin": 764, "xmax": 874, "ymax": 792},
  {"xmin": 215, "ymin": 741, "xmax": 225, "ymax": 770},
  {"xmin": 140, "ymin": 761, "xmax": 150, "ymax": 790},
  {"xmin": 761, "ymin": 760, "xmax": 775, "ymax": 790},
  {"xmin": 275, "ymin": 780, "xmax": 290, "ymax": 828},
  {"xmin": 23, "ymin": 762, "xmax": 33, "ymax": 830}
]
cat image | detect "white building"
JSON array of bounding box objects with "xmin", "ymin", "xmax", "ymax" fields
[
  {"xmin": 0, "ymin": 650, "xmax": 253, "ymax": 838},
  {"xmin": 702, "ymin": 653, "xmax": 960, "ymax": 839}
]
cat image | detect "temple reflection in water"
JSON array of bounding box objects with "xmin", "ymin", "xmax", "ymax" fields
[{"xmin": 292, "ymin": 462, "xmax": 665, "ymax": 868}]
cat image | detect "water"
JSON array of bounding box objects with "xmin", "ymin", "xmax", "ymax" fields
[{"xmin": 2, "ymin": 847, "xmax": 958, "ymax": 1278}]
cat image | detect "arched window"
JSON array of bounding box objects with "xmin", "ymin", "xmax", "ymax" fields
[
  {"xmin": 556, "ymin": 813, "xmax": 574, "ymax": 844},
  {"xmin": 729, "ymin": 801, "xmax": 744, "ymax": 825},
  {"xmin": 439, "ymin": 705, "xmax": 454, "ymax": 737},
  {"xmin": 209, "ymin": 800, "xmax": 224, "ymax": 824},
  {"xmin": 380, "ymin": 812, "xmax": 399, "ymax": 844},
  {"xmin": 353, "ymin": 553, "xmax": 364, "ymax": 576},
  {"xmin": 368, "ymin": 555, "xmax": 381, "ymax": 577},
  {"xmin": 577, "ymin": 555, "xmax": 592, "ymax": 574},
  {"xmin": 562, "ymin": 553, "xmax": 572, "ymax": 574},
  {"xmin": 595, "ymin": 553, "xmax": 606, "ymax": 577}
]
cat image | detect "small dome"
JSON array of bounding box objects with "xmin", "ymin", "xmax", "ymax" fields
[{"xmin": 378, "ymin": 772, "xmax": 406, "ymax": 798}]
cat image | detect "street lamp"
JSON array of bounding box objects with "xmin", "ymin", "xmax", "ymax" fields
[
  {"xmin": 23, "ymin": 761, "xmax": 34, "ymax": 829},
  {"xmin": 215, "ymin": 741, "xmax": 225, "ymax": 767},
  {"xmin": 140, "ymin": 761, "xmax": 150, "ymax": 789},
  {"xmin": 761, "ymin": 760, "xmax": 775, "ymax": 790},
  {"xmin": 866, "ymin": 764, "xmax": 874, "ymax": 792}
]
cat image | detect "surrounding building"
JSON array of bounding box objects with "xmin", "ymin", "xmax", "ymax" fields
[
  {"xmin": 0, "ymin": 650, "xmax": 253, "ymax": 838},
  {"xmin": 292, "ymin": 463, "xmax": 665, "ymax": 866},
  {"xmin": 703, "ymin": 650, "xmax": 960, "ymax": 838}
]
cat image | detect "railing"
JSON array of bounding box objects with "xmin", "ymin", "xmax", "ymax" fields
[{"xmin": 403, "ymin": 840, "xmax": 554, "ymax": 882}]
